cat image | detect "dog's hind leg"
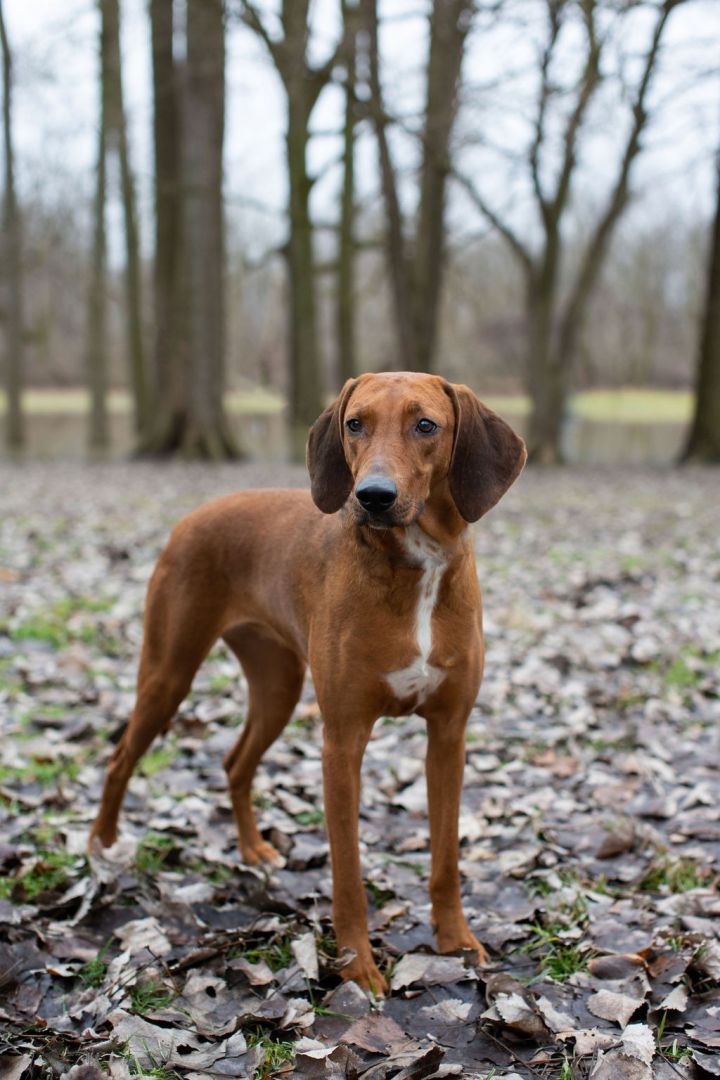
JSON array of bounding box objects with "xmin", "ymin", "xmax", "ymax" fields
[
  {"xmin": 89, "ymin": 562, "xmax": 223, "ymax": 849},
  {"xmin": 222, "ymin": 626, "xmax": 306, "ymax": 865}
]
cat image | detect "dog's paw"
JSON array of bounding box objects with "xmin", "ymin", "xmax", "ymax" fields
[
  {"xmin": 240, "ymin": 839, "xmax": 285, "ymax": 868},
  {"xmin": 341, "ymin": 955, "xmax": 388, "ymax": 997},
  {"xmin": 436, "ymin": 926, "xmax": 489, "ymax": 964}
]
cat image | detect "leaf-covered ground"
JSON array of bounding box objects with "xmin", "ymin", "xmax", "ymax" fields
[{"xmin": 0, "ymin": 462, "xmax": 719, "ymax": 1080}]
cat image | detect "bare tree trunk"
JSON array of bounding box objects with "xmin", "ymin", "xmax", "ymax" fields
[
  {"xmin": 458, "ymin": 1, "xmax": 682, "ymax": 464},
  {"xmin": 683, "ymin": 153, "xmax": 720, "ymax": 462},
  {"xmin": 86, "ymin": 4, "xmax": 110, "ymax": 451},
  {"xmin": 363, "ymin": 0, "xmax": 417, "ymax": 369},
  {"xmin": 525, "ymin": 265, "xmax": 565, "ymax": 464},
  {"xmin": 525, "ymin": 0, "xmax": 679, "ymax": 464},
  {"xmin": 240, "ymin": 0, "xmax": 346, "ymax": 456},
  {"xmin": 336, "ymin": 4, "xmax": 357, "ymax": 387},
  {"xmin": 0, "ymin": 0, "xmax": 24, "ymax": 449},
  {"xmin": 102, "ymin": 0, "xmax": 147, "ymax": 436},
  {"xmin": 412, "ymin": 0, "xmax": 473, "ymax": 373},
  {"xmin": 287, "ymin": 93, "xmax": 322, "ymax": 454},
  {"xmin": 182, "ymin": 0, "xmax": 236, "ymax": 458},
  {"xmin": 363, "ymin": 0, "xmax": 473, "ymax": 373},
  {"xmin": 143, "ymin": 0, "xmax": 186, "ymax": 452}
]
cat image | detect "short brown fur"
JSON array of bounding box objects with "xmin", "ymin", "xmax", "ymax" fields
[{"xmin": 90, "ymin": 372, "xmax": 526, "ymax": 993}]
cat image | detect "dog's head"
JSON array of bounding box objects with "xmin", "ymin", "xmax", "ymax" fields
[{"xmin": 306, "ymin": 372, "xmax": 526, "ymax": 528}]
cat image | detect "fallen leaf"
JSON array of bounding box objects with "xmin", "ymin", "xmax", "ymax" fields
[
  {"xmin": 587, "ymin": 989, "xmax": 644, "ymax": 1027},
  {"xmin": 0, "ymin": 1055, "xmax": 33, "ymax": 1080},
  {"xmin": 340, "ymin": 1013, "xmax": 407, "ymax": 1053},
  {"xmin": 595, "ymin": 822, "xmax": 636, "ymax": 859},
  {"xmin": 659, "ymin": 984, "xmax": 688, "ymax": 1012},
  {"xmin": 390, "ymin": 953, "xmax": 473, "ymax": 990},
  {"xmin": 291, "ymin": 931, "xmax": 319, "ymax": 981},
  {"xmin": 112, "ymin": 916, "xmax": 171, "ymax": 957},
  {"xmin": 588, "ymin": 954, "xmax": 646, "ymax": 980}
]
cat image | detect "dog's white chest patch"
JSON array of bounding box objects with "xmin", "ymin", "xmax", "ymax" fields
[{"xmin": 385, "ymin": 526, "xmax": 447, "ymax": 704}]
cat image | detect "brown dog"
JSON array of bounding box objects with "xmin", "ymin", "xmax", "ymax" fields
[{"xmin": 90, "ymin": 372, "xmax": 526, "ymax": 993}]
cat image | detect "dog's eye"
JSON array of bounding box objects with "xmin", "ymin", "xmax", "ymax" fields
[
  {"xmin": 416, "ymin": 418, "xmax": 438, "ymax": 434},
  {"xmin": 346, "ymin": 418, "xmax": 363, "ymax": 433}
]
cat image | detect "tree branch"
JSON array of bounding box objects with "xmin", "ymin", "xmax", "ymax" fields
[
  {"xmin": 361, "ymin": 0, "xmax": 417, "ymax": 365},
  {"xmin": 453, "ymin": 168, "xmax": 533, "ymax": 272},
  {"xmin": 558, "ymin": 0, "xmax": 685, "ymax": 359},
  {"xmin": 238, "ymin": 0, "xmax": 281, "ymax": 67},
  {"xmin": 549, "ymin": 0, "xmax": 602, "ymax": 227},
  {"xmin": 529, "ymin": 0, "xmax": 565, "ymax": 225}
]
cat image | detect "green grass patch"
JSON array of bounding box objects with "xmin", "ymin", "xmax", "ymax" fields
[
  {"xmin": 0, "ymin": 847, "xmax": 83, "ymax": 901},
  {"xmin": 587, "ymin": 733, "xmax": 636, "ymax": 752},
  {"xmin": 245, "ymin": 1029, "xmax": 295, "ymax": 1077},
  {"xmin": 130, "ymin": 1069, "xmax": 179, "ymax": 1080},
  {"xmin": 135, "ymin": 833, "xmax": 177, "ymax": 874},
  {"xmin": 525, "ymin": 876, "xmax": 554, "ymax": 899},
  {"xmin": 663, "ymin": 657, "xmax": 701, "ymax": 691},
  {"xmin": 384, "ymin": 857, "xmax": 425, "ymax": 878},
  {"xmin": 520, "ymin": 890, "xmax": 593, "ymax": 982},
  {"xmin": 483, "ymin": 388, "xmax": 693, "ymax": 424},
  {"xmin": 138, "ymin": 741, "xmax": 178, "ymax": 778},
  {"xmin": 556, "ymin": 1058, "xmax": 574, "ymax": 1080},
  {"xmin": 208, "ymin": 673, "xmax": 235, "ymax": 693},
  {"xmin": 0, "ymin": 661, "xmax": 22, "ymax": 693},
  {"xmin": 9, "ymin": 596, "xmax": 115, "ymax": 650},
  {"xmin": 0, "ymin": 385, "xmax": 285, "ymax": 417},
  {"xmin": 186, "ymin": 858, "xmax": 234, "ymax": 885},
  {"xmin": 657, "ymin": 1014, "xmax": 692, "ymax": 1062},
  {"xmin": 295, "ymin": 809, "xmax": 325, "ymax": 827},
  {"xmin": 241, "ymin": 939, "xmax": 294, "ymax": 972},
  {"xmin": 130, "ymin": 977, "xmax": 175, "ymax": 1015},
  {"xmin": 571, "ymin": 387, "xmax": 692, "ymax": 424},
  {"xmin": 0, "ymin": 758, "xmax": 80, "ymax": 786},
  {"xmin": 366, "ymin": 880, "xmax": 395, "ymax": 907},
  {"xmin": 521, "ymin": 921, "xmax": 591, "ymax": 982},
  {"xmin": 11, "ymin": 614, "xmax": 71, "ymax": 649},
  {"xmin": 640, "ymin": 857, "xmax": 710, "ymax": 894},
  {"xmin": 79, "ymin": 941, "xmax": 112, "ymax": 988}
]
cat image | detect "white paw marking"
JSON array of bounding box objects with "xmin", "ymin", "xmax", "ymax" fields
[{"xmin": 385, "ymin": 525, "xmax": 447, "ymax": 704}]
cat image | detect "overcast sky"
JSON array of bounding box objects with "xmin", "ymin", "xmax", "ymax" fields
[{"xmin": 5, "ymin": 0, "xmax": 720, "ymax": 264}]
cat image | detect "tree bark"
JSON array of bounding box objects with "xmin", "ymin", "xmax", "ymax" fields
[
  {"xmin": 0, "ymin": 0, "xmax": 24, "ymax": 449},
  {"xmin": 286, "ymin": 92, "xmax": 322, "ymax": 454},
  {"xmin": 336, "ymin": 5, "xmax": 357, "ymax": 387},
  {"xmin": 143, "ymin": 0, "xmax": 186, "ymax": 452},
  {"xmin": 683, "ymin": 153, "xmax": 720, "ymax": 462},
  {"xmin": 363, "ymin": 0, "xmax": 473, "ymax": 373},
  {"xmin": 141, "ymin": 0, "xmax": 236, "ymax": 458},
  {"xmin": 181, "ymin": 0, "xmax": 236, "ymax": 458},
  {"xmin": 86, "ymin": 2, "xmax": 110, "ymax": 451},
  {"xmin": 363, "ymin": 0, "xmax": 417, "ymax": 369},
  {"xmin": 412, "ymin": 0, "xmax": 473, "ymax": 373},
  {"xmin": 525, "ymin": 0, "xmax": 681, "ymax": 464},
  {"xmin": 240, "ymin": 0, "xmax": 344, "ymax": 456},
  {"xmin": 459, "ymin": 0, "xmax": 680, "ymax": 464},
  {"xmin": 525, "ymin": 265, "xmax": 564, "ymax": 465},
  {"xmin": 102, "ymin": 0, "xmax": 147, "ymax": 435}
]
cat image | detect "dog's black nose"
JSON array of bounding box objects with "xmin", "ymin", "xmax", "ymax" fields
[{"xmin": 356, "ymin": 475, "xmax": 398, "ymax": 512}]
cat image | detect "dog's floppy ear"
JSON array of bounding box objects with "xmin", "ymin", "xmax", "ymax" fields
[
  {"xmin": 444, "ymin": 382, "xmax": 527, "ymax": 522},
  {"xmin": 306, "ymin": 379, "xmax": 358, "ymax": 513}
]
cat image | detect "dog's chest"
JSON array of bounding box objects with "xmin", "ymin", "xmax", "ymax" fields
[{"xmin": 384, "ymin": 527, "xmax": 448, "ymax": 704}]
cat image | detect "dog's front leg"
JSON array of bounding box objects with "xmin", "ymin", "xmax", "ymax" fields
[
  {"xmin": 425, "ymin": 705, "xmax": 488, "ymax": 962},
  {"xmin": 321, "ymin": 712, "xmax": 387, "ymax": 995}
]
